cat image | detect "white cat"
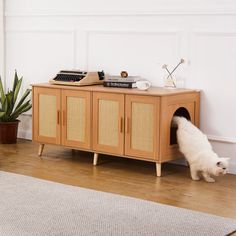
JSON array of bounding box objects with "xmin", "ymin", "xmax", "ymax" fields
[{"xmin": 173, "ymin": 116, "xmax": 229, "ymax": 182}]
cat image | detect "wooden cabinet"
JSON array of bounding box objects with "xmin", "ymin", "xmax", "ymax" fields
[
  {"xmin": 32, "ymin": 84, "xmax": 200, "ymax": 177},
  {"xmin": 33, "ymin": 87, "xmax": 91, "ymax": 150}
]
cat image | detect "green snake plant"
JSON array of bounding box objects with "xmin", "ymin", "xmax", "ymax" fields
[{"xmin": 0, "ymin": 71, "xmax": 32, "ymax": 122}]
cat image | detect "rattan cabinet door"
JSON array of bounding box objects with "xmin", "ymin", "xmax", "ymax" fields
[
  {"xmin": 125, "ymin": 95, "xmax": 160, "ymax": 160},
  {"xmin": 33, "ymin": 87, "xmax": 61, "ymax": 144},
  {"xmin": 61, "ymin": 90, "xmax": 91, "ymax": 149},
  {"xmin": 93, "ymin": 92, "xmax": 124, "ymax": 155}
]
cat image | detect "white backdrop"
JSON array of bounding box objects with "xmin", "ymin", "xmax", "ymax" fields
[
  {"xmin": 0, "ymin": 0, "xmax": 4, "ymax": 79},
  {"xmin": 3, "ymin": 0, "xmax": 236, "ymax": 172}
]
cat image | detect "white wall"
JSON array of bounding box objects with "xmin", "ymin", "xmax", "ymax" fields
[
  {"xmin": 3, "ymin": 0, "xmax": 236, "ymax": 173},
  {"xmin": 0, "ymin": 0, "xmax": 4, "ymax": 79}
]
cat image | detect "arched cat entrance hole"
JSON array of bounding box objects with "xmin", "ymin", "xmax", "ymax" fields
[{"xmin": 170, "ymin": 107, "xmax": 191, "ymax": 145}]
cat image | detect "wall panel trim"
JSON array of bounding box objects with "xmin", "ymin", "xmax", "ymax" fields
[
  {"xmin": 5, "ymin": 9, "xmax": 236, "ymax": 17},
  {"xmin": 85, "ymin": 29, "xmax": 181, "ymax": 69},
  {"xmin": 208, "ymin": 135, "xmax": 236, "ymax": 144}
]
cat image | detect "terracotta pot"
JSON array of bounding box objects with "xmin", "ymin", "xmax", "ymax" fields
[{"xmin": 0, "ymin": 120, "xmax": 20, "ymax": 144}]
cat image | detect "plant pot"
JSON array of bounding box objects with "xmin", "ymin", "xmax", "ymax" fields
[{"xmin": 0, "ymin": 120, "xmax": 20, "ymax": 144}]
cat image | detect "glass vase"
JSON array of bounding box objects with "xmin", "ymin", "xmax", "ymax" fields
[{"xmin": 163, "ymin": 74, "xmax": 176, "ymax": 89}]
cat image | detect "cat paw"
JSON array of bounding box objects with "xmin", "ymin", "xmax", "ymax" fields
[
  {"xmin": 205, "ymin": 178, "xmax": 215, "ymax": 183},
  {"xmin": 191, "ymin": 176, "xmax": 200, "ymax": 181}
]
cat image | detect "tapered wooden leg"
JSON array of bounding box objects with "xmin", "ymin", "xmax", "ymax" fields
[
  {"xmin": 38, "ymin": 144, "xmax": 45, "ymax": 157},
  {"xmin": 156, "ymin": 163, "xmax": 161, "ymax": 177},
  {"xmin": 93, "ymin": 153, "xmax": 99, "ymax": 166}
]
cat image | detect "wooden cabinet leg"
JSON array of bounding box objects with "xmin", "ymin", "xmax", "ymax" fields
[
  {"xmin": 38, "ymin": 144, "xmax": 45, "ymax": 157},
  {"xmin": 93, "ymin": 153, "xmax": 99, "ymax": 166},
  {"xmin": 156, "ymin": 163, "xmax": 161, "ymax": 177}
]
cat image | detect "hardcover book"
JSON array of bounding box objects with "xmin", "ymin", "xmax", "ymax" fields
[
  {"xmin": 103, "ymin": 75, "xmax": 140, "ymax": 88},
  {"xmin": 103, "ymin": 81, "xmax": 137, "ymax": 88}
]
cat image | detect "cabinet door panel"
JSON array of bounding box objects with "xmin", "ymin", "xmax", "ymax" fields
[
  {"xmin": 62, "ymin": 90, "xmax": 91, "ymax": 149},
  {"xmin": 39, "ymin": 94, "xmax": 57, "ymax": 138},
  {"xmin": 125, "ymin": 95, "xmax": 159, "ymax": 160},
  {"xmin": 93, "ymin": 92, "xmax": 124, "ymax": 155},
  {"xmin": 33, "ymin": 87, "xmax": 61, "ymax": 144},
  {"xmin": 131, "ymin": 102, "xmax": 154, "ymax": 152},
  {"xmin": 98, "ymin": 99, "xmax": 119, "ymax": 146}
]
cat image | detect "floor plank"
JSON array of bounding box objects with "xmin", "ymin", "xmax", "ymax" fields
[{"xmin": 0, "ymin": 139, "xmax": 236, "ymax": 220}]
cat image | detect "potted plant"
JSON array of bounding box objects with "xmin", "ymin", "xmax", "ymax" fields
[{"xmin": 0, "ymin": 71, "xmax": 32, "ymax": 144}]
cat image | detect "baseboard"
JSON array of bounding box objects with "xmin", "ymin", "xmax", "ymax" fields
[
  {"xmin": 18, "ymin": 129, "xmax": 32, "ymax": 140},
  {"xmin": 229, "ymin": 162, "xmax": 236, "ymax": 175}
]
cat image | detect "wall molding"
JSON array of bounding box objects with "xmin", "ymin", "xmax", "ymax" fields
[
  {"xmin": 193, "ymin": 31, "xmax": 236, "ymax": 38},
  {"xmin": 208, "ymin": 135, "xmax": 236, "ymax": 144},
  {"xmin": 85, "ymin": 29, "xmax": 180, "ymax": 35},
  {"xmin": 5, "ymin": 28, "xmax": 77, "ymax": 71},
  {"xmin": 5, "ymin": 8, "xmax": 236, "ymax": 17},
  {"xmin": 85, "ymin": 29, "xmax": 181, "ymax": 69},
  {"xmin": 190, "ymin": 30, "xmax": 236, "ymax": 56},
  {"xmin": 5, "ymin": 29, "xmax": 75, "ymax": 33}
]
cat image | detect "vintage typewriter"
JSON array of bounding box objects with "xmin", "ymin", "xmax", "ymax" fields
[{"xmin": 49, "ymin": 70, "xmax": 105, "ymax": 86}]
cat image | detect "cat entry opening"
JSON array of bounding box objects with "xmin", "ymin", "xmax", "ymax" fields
[{"xmin": 170, "ymin": 107, "xmax": 191, "ymax": 145}]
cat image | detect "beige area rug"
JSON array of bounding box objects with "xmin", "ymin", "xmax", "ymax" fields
[{"xmin": 0, "ymin": 171, "xmax": 235, "ymax": 236}]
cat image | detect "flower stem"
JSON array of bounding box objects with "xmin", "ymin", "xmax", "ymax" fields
[
  {"xmin": 169, "ymin": 60, "xmax": 184, "ymax": 77},
  {"xmin": 165, "ymin": 67, "xmax": 173, "ymax": 80},
  {"xmin": 164, "ymin": 67, "xmax": 176, "ymax": 87}
]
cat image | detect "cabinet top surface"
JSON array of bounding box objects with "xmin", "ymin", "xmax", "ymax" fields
[{"xmin": 32, "ymin": 83, "xmax": 200, "ymax": 96}]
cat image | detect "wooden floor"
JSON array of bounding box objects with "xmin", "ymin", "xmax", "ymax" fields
[{"xmin": 1, "ymin": 139, "xmax": 236, "ymax": 220}]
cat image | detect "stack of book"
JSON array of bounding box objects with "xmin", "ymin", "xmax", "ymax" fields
[{"xmin": 103, "ymin": 76, "xmax": 140, "ymax": 88}]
